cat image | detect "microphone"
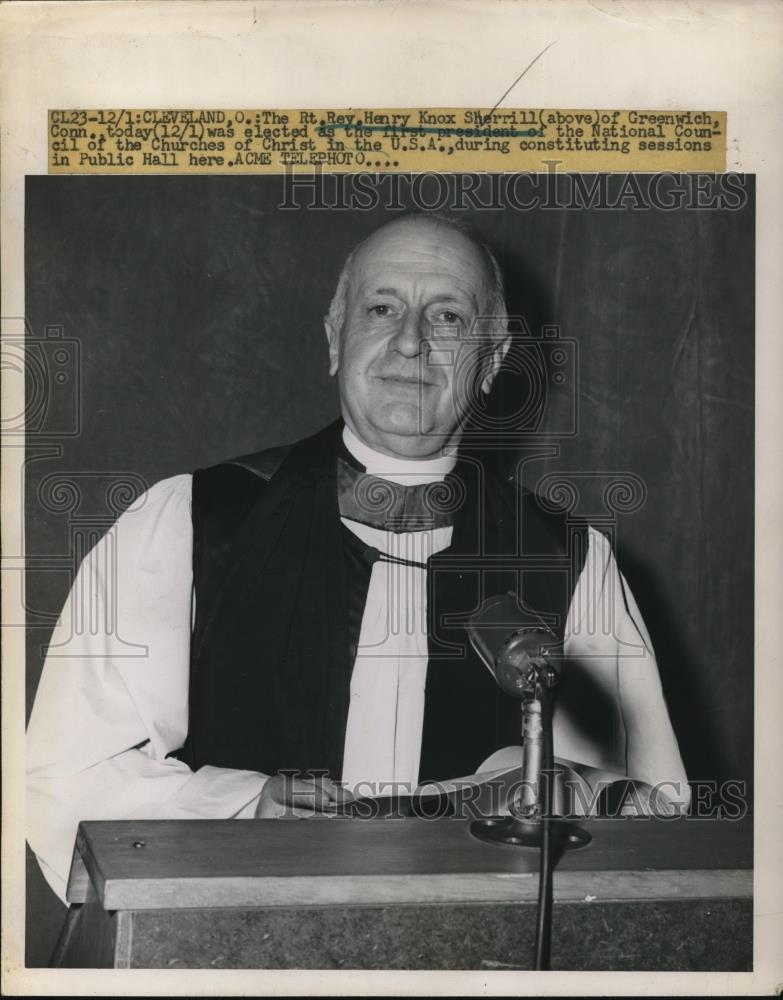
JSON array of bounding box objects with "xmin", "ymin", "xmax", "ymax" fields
[
  {"xmin": 467, "ymin": 592, "xmax": 562, "ymax": 698},
  {"xmin": 466, "ymin": 593, "xmax": 591, "ymax": 971}
]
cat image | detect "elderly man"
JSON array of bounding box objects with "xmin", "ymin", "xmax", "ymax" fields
[{"xmin": 27, "ymin": 214, "xmax": 689, "ymax": 902}]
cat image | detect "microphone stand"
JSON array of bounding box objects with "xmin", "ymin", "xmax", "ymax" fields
[{"xmin": 469, "ymin": 649, "xmax": 590, "ymax": 970}]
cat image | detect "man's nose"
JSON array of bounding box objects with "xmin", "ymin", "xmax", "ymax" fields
[{"xmin": 390, "ymin": 310, "xmax": 430, "ymax": 358}]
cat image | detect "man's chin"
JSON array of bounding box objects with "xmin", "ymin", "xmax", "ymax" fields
[
  {"xmin": 360, "ymin": 408, "xmax": 456, "ymax": 458},
  {"xmin": 375, "ymin": 403, "xmax": 432, "ymax": 434}
]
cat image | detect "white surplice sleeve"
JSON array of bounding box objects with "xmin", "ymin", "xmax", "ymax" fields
[
  {"xmin": 555, "ymin": 525, "xmax": 690, "ymax": 809},
  {"xmin": 26, "ymin": 474, "xmax": 268, "ymax": 904}
]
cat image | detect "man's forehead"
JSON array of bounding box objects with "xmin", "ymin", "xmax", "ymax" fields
[{"xmin": 351, "ymin": 220, "xmax": 490, "ymax": 293}]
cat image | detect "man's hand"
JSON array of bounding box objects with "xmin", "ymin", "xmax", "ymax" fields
[{"xmin": 255, "ymin": 774, "xmax": 355, "ymax": 818}]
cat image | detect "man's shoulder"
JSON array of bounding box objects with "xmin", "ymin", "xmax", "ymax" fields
[
  {"xmin": 482, "ymin": 465, "xmax": 589, "ymax": 563},
  {"xmin": 122, "ymin": 472, "xmax": 192, "ymax": 517},
  {"xmin": 192, "ymin": 441, "xmax": 291, "ymax": 516},
  {"xmin": 486, "ymin": 463, "xmax": 580, "ymax": 524},
  {"xmin": 218, "ymin": 443, "xmax": 293, "ymax": 482},
  {"xmin": 192, "ymin": 420, "xmax": 341, "ymax": 517}
]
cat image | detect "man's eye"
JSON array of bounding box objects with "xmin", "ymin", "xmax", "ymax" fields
[
  {"xmin": 370, "ymin": 304, "xmax": 393, "ymax": 317},
  {"xmin": 434, "ymin": 310, "xmax": 463, "ymax": 326}
]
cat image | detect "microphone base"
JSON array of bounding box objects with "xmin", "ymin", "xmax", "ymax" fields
[{"xmin": 469, "ymin": 815, "xmax": 591, "ymax": 851}]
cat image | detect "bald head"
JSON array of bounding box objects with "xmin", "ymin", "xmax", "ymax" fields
[
  {"xmin": 327, "ymin": 214, "xmax": 508, "ymax": 343},
  {"xmin": 323, "ymin": 214, "xmax": 511, "ymax": 459}
]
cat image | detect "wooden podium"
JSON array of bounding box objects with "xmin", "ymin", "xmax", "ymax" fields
[{"xmin": 53, "ymin": 815, "xmax": 752, "ymax": 971}]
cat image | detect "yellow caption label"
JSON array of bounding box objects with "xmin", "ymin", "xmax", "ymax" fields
[{"xmin": 48, "ymin": 108, "xmax": 726, "ymax": 174}]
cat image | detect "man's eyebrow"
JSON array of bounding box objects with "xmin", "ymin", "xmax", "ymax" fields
[{"xmin": 431, "ymin": 291, "xmax": 481, "ymax": 310}]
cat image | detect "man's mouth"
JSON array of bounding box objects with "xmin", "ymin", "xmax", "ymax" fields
[{"xmin": 376, "ymin": 373, "xmax": 437, "ymax": 387}]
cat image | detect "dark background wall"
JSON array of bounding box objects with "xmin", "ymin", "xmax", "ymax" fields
[{"xmin": 24, "ymin": 174, "xmax": 754, "ymax": 964}]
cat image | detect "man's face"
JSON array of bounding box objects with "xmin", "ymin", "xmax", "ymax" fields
[{"xmin": 325, "ymin": 218, "xmax": 509, "ymax": 459}]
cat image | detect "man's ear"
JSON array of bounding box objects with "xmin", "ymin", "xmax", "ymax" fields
[
  {"xmin": 481, "ymin": 333, "xmax": 512, "ymax": 395},
  {"xmin": 324, "ymin": 316, "xmax": 340, "ymax": 377}
]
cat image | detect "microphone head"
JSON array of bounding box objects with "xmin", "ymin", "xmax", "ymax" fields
[
  {"xmin": 467, "ymin": 593, "xmax": 562, "ymax": 698},
  {"xmin": 493, "ymin": 628, "xmax": 561, "ymax": 697}
]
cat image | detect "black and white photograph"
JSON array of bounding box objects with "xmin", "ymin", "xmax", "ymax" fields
[{"xmin": 21, "ymin": 170, "xmax": 754, "ymax": 971}]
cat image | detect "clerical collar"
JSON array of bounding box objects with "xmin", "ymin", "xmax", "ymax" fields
[{"xmin": 342, "ymin": 425, "xmax": 456, "ymax": 486}]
